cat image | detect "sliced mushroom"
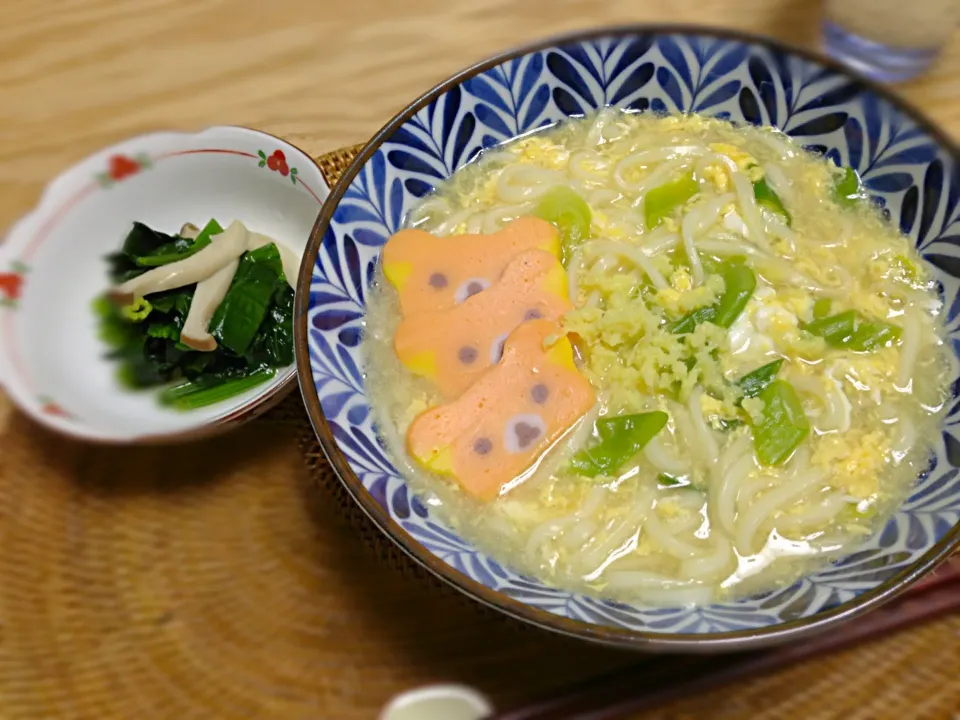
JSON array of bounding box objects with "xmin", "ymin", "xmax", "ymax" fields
[
  {"xmin": 179, "ymin": 223, "xmax": 201, "ymax": 239},
  {"xmin": 179, "ymin": 258, "xmax": 240, "ymax": 351},
  {"xmin": 110, "ymin": 221, "xmax": 301, "ymax": 306},
  {"xmin": 109, "ymin": 220, "xmax": 251, "ymax": 305}
]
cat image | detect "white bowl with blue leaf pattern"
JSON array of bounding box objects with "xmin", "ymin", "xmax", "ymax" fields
[{"xmin": 295, "ymin": 26, "xmax": 960, "ymax": 650}]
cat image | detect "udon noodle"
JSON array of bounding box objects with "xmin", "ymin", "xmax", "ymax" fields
[{"xmin": 362, "ymin": 110, "xmax": 954, "ymax": 606}]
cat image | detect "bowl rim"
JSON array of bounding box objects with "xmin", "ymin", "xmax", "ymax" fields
[
  {"xmin": 294, "ymin": 24, "xmax": 960, "ymax": 651},
  {"xmin": 0, "ymin": 124, "xmax": 327, "ymax": 445}
]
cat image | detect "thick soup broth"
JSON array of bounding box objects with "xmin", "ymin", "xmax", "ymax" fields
[{"xmin": 363, "ymin": 110, "xmax": 953, "ymax": 607}]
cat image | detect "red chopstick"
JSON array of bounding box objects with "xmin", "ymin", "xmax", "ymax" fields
[{"xmin": 494, "ymin": 557, "xmax": 960, "ymax": 720}]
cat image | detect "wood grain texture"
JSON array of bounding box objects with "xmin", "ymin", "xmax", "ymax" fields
[
  {"xmin": 1, "ymin": 4, "xmax": 960, "ymax": 717},
  {"xmin": 2, "ymin": 0, "xmax": 960, "ymax": 235}
]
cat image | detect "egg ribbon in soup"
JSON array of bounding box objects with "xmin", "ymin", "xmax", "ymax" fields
[{"xmin": 363, "ymin": 109, "xmax": 954, "ymax": 607}]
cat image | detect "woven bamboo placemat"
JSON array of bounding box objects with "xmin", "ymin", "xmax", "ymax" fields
[{"xmin": 0, "ymin": 145, "xmax": 958, "ymax": 720}]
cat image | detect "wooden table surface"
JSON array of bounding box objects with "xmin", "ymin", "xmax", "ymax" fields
[
  {"xmin": 2, "ymin": 0, "xmax": 960, "ymax": 715},
  {"xmin": 4, "ymin": 0, "xmax": 960, "ymax": 235}
]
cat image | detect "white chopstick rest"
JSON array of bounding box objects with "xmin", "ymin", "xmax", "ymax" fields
[{"xmin": 379, "ymin": 684, "xmax": 493, "ymax": 720}]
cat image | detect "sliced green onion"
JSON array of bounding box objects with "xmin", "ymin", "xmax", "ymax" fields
[
  {"xmin": 750, "ymin": 380, "xmax": 810, "ymax": 466},
  {"xmin": 670, "ymin": 260, "xmax": 756, "ymax": 334},
  {"xmin": 838, "ymin": 500, "xmax": 879, "ymax": 524},
  {"xmin": 657, "ymin": 473, "xmax": 693, "ymax": 488},
  {"xmin": 812, "ymin": 298, "xmax": 832, "ymax": 320},
  {"xmin": 834, "ymin": 167, "xmax": 865, "ymax": 207},
  {"xmin": 571, "ymin": 411, "xmax": 669, "ymax": 478},
  {"xmin": 801, "ymin": 310, "xmax": 900, "ymax": 352},
  {"xmin": 121, "ymin": 297, "xmax": 153, "ymax": 322},
  {"xmin": 645, "ymin": 171, "xmax": 700, "ymax": 229},
  {"xmin": 753, "ymin": 178, "xmax": 791, "ymax": 226},
  {"xmin": 737, "ymin": 358, "xmax": 784, "ymax": 400},
  {"xmin": 712, "ymin": 417, "xmax": 745, "ymax": 432},
  {"xmin": 713, "ymin": 262, "xmax": 756, "ymax": 327},
  {"xmin": 535, "ymin": 186, "xmax": 591, "ymax": 263}
]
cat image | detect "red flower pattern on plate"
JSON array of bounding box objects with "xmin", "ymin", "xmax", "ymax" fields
[
  {"xmin": 0, "ymin": 272, "xmax": 23, "ymax": 302},
  {"xmin": 257, "ymin": 149, "xmax": 299, "ymax": 184},
  {"xmin": 96, "ymin": 153, "xmax": 150, "ymax": 188},
  {"xmin": 41, "ymin": 402, "xmax": 70, "ymax": 418},
  {"xmin": 107, "ymin": 154, "xmax": 141, "ymax": 181},
  {"xmin": 36, "ymin": 395, "xmax": 70, "ymax": 418},
  {"xmin": 266, "ymin": 149, "xmax": 290, "ymax": 176}
]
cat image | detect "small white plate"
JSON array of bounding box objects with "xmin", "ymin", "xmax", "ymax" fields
[
  {"xmin": 380, "ymin": 684, "xmax": 493, "ymax": 720},
  {"xmin": 0, "ymin": 126, "xmax": 329, "ymax": 443}
]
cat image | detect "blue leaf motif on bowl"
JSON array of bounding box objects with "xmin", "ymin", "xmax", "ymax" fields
[
  {"xmin": 547, "ymin": 37, "xmax": 656, "ymax": 115},
  {"xmin": 303, "ymin": 30, "xmax": 960, "ymax": 644},
  {"xmin": 463, "ymin": 52, "xmax": 553, "ymax": 145}
]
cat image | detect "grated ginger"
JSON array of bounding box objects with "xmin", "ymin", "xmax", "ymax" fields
[{"xmin": 812, "ymin": 430, "xmax": 889, "ymax": 499}]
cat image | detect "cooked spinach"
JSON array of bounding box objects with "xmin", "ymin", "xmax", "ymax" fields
[
  {"xmin": 159, "ymin": 369, "xmax": 277, "ymax": 411},
  {"xmin": 95, "ymin": 220, "xmax": 294, "ymax": 410},
  {"xmin": 209, "ymin": 243, "xmax": 286, "ymax": 355}
]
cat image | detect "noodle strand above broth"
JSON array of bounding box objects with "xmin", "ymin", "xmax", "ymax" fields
[{"xmin": 363, "ymin": 110, "xmax": 953, "ymax": 606}]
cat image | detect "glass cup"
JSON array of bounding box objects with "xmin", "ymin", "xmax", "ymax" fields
[{"xmin": 822, "ymin": 0, "xmax": 960, "ymax": 82}]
